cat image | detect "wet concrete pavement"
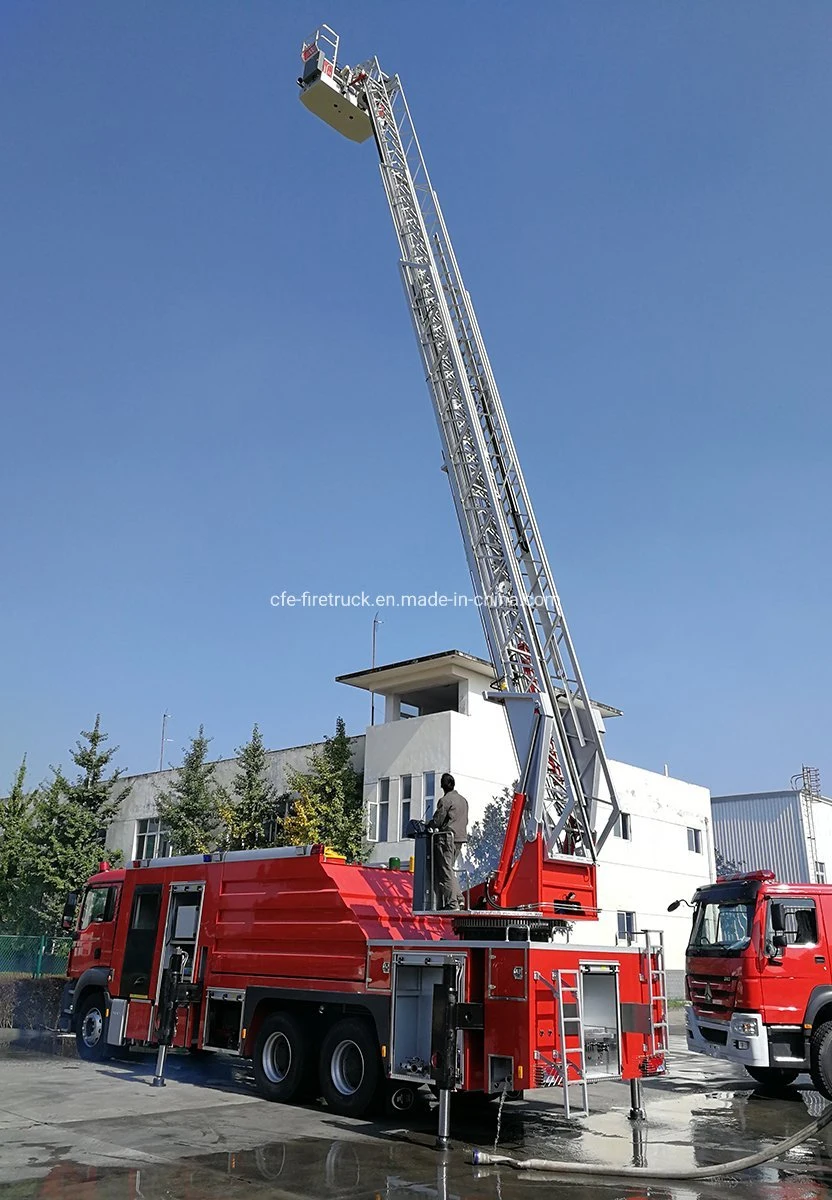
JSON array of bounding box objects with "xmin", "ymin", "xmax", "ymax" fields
[{"xmin": 0, "ymin": 1019, "xmax": 830, "ymax": 1199}]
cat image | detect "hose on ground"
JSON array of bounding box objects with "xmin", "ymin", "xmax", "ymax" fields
[{"xmin": 470, "ymin": 1099, "xmax": 832, "ymax": 1180}]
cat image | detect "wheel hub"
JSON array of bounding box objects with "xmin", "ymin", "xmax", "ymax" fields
[
  {"xmin": 82, "ymin": 1007, "xmax": 103, "ymax": 1047},
  {"xmin": 263, "ymin": 1031, "xmax": 292, "ymax": 1084},
  {"xmin": 330, "ymin": 1039, "xmax": 365, "ymax": 1096}
]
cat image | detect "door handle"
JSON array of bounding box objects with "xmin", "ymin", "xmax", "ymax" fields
[
  {"xmin": 94, "ymin": 948, "xmax": 101, "ymax": 960},
  {"xmin": 815, "ymin": 956, "xmax": 825, "ymax": 964}
]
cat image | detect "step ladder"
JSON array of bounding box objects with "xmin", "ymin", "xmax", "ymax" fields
[
  {"xmin": 533, "ymin": 968, "xmax": 589, "ymax": 1117},
  {"xmin": 555, "ymin": 969, "xmax": 589, "ymax": 1117},
  {"xmin": 642, "ymin": 930, "xmax": 669, "ymax": 1058}
]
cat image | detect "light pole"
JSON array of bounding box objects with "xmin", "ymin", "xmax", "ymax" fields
[
  {"xmin": 371, "ymin": 611, "xmax": 382, "ymax": 726},
  {"xmin": 159, "ymin": 712, "xmax": 172, "ymax": 773}
]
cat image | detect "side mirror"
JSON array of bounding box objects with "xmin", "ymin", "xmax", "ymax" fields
[
  {"xmin": 61, "ymin": 892, "xmax": 78, "ymax": 932},
  {"xmin": 767, "ymin": 930, "xmax": 788, "ymax": 960},
  {"xmin": 667, "ymin": 900, "xmax": 681, "ymax": 913}
]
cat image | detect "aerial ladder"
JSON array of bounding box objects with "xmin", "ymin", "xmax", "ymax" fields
[{"xmin": 298, "ymin": 28, "xmax": 622, "ymax": 920}]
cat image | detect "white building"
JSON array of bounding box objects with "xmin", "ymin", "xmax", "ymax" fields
[
  {"xmin": 105, "ymin": 738, "xmax": 366, "ymax": 865},
  {"xmin": 711, "ymin": 784, "xmax": 832, "ymax": 884},
  {"xmin": 105, "ymin": 649, "xmax": 712, "ymax": 993},
  {"xmin": 337, "ymin": 651, "xmax": 712, "ymax": 994}
]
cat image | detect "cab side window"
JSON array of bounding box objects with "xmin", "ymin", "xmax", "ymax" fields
[
  {"xmin": 79, "ymin": 886, "xmax": 116, "ymax": 930},
  {"xmin": 775, "ymin": 899, "xmax": 818, "ymax": 947}
]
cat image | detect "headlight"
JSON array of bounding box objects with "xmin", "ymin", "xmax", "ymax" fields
[{"xmin": 733, "ymin": 1017, "xmax": 759, "ymax": 1036}]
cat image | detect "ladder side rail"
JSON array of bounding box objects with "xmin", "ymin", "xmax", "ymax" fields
[
  {"xmin": 390, "ymin": 101, "xmax": 618, "ymax": 853},
  {"xmin": 361, "ymin": 68, "xmax": 620, "ymax": 855},
  {"xmin": 429, "ymin": 243, "xmax": 601, "ymax": 853},
  {"xmin": 428, "ymin": 196, "xmax": 622, "ymax": 848},
  {"xmin": 366, "ymin": 79, "xmax": 569, "ymax": 702}
]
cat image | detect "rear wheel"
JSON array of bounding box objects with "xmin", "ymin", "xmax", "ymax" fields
[
  {"xmin": 75, "ymin": 991, "xmax": 109, "ymax": 1062},
  {"xmin": 253, "ymin": 1012, "xmax": 311, "ymax": 1103},
  {"xmin": 810, "ymin": 1021, "xmax": 832, "ymax": 1099},
  {"xmin": 745, "ymin": 1065, "xmax": 799, "ymax": 1089},
  {"xmin": 319, "ymin": 1018, "xmax": 381, "ymax": 1117}
]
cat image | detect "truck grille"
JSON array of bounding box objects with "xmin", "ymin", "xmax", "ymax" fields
[
  {"xmin": 688, "ymin": 974, "xmax": 737, "ymax": 1014},
  {"xmin": 701, "ymin": 1025, "xmax": 728, "ymax": 1045}
]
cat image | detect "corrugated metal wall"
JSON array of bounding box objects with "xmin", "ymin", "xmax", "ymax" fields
[{"xmin": 711, "ymin": 791, "xmax": 809, "ymax": 882}]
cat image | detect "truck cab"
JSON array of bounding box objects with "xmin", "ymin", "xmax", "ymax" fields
[
  {"xmin": 59, "ymin": 867, "xmax": 125, "ymax": 1058},
  {"xmin": 684, "ymin": 870, "xmax": 832, "ymax": 1094}
]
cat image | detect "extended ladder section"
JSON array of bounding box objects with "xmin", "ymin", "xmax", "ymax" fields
[{"xmin": 297, "ymin": 30, "xmax": 622, "ymax": 867}]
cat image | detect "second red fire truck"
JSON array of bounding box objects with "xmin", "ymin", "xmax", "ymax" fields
[{"xmin": 682, "ymin": 870, "xmax": 832, "ymax": 1098}]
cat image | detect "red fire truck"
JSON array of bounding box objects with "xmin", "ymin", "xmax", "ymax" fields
[
  {"xmin": 60, "ymin": 26, "xmax": 669, "ymax": 1138},
  {"xmin": 60, "ymin": 838, "xmax": 666, "ymax": 1124},
  {"xmin": 682, "ymin": 870, "xmax": 832, "ymax": 1097}
]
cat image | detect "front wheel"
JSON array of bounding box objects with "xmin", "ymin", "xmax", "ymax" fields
[
  {"xmin": 75, "ymin": 990, "xmax": 109, "ymax": 1061},
  {"xmin": 745, "ymin": 1065, "xmax": 799, "ymax": 1089},
  {"xmin": 319, "ymin": 1018, "xmax": 381, "ymax": 1117},
  {"xmin": 810, "ymin": 1021, "xmax": 832, "ymax": 1098}
]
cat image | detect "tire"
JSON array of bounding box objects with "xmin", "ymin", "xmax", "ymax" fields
[
  {"xmin": 746, "ymin": 1065, "xmax": 800, "ymax": 1089},
  {"xmin": 319, "ymin": 1018, "xmax": 381, "ymax": 1117},
  {"xmin": 810, "ymin": 1021, "xmax": 832, "ymax": 1099},
  {"xmin": 252, "ymin": 1012, "xmax": 311, "ymax": 1104},
  {"xmin": 75, "ymin": 990, "xmax": 109, "ymax": 1062}
]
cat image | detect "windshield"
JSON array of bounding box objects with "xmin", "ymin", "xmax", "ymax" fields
[{"xmin": 689, "ymin": 900, "xmax": 755, "ymax": 954}]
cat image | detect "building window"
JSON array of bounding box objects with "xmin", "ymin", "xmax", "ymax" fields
[
  {"xmin": 687, "ymin": 827, "xmax": 703, "ymax": 854},
  {"xmin": 134, "ymin": 818, "xmax": 171, "ymax": 861},
  {"xmin": 400, "ymin": 774, "xmax": 412, "ymax": 837},
  {"xmin": 613, "ymin": 812, "xmax": 631, "ymax": 840},
  {"xmin": 617, "ymin": 911, "xmax": 637, "ymax": 940},
  {"xmin": 377, "ymin": 777, "xmax": 390, "ymax": 842},
  {"xmin": 423, "ymin": 771, "xmax": 436, "ymax": 820},
  {"xmin": 817, "ymin": 862, "xmax": 826, "ymax": 884}
]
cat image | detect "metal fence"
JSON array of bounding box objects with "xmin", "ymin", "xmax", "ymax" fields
[{"xmin": 0, "ymin": 935, "xmax": 71, "ymax": 978}]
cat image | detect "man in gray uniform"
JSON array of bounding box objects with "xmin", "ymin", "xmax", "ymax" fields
[{"xmin": 429, "ymin": 773, "xmax": 469, "ymax": 910}]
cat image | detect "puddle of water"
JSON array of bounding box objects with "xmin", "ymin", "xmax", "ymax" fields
[{"xmin": 5, "ymin": 1132, "xmax": 832, "ymax": 1200}]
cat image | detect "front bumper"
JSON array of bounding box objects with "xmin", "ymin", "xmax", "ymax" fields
[{"xmin": 685, "ymin": 1006, "xmax": 769, "ymax": 1068}]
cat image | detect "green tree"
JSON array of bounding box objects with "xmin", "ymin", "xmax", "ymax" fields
[
  {"xmin": 157, "ymin": 726, "xmax": 225, "ymax": 855},
  {"xmin": 29, "ymin": 717, "xmax": 130, "ymax": 930},
  {"xmin": 715, "ymin": 846, "xmax": 745, "ymax": 876},
  {"xmin": 0, "ymin": 757, "xmax": 38, "ymax": 931},
  {"xmin": 222, "ymin": 724, "xmax": 279, "ymax": 850},
  {"xmin": 465, "ymin": 786, "xmax": 515, "ymax": 884},
  {"xmin": 283, "ymin": 717, "xmax": 365, "ymax": 861}
]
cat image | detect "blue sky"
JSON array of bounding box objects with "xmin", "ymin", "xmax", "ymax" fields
[{"xmin": 2, "ymin": 2, "xmax": 830, "ymax": 797}]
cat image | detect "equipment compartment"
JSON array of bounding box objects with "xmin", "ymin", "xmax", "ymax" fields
[{"xmin": 581, "ymin": 965, "xmax": 621, "ymax": 1079}]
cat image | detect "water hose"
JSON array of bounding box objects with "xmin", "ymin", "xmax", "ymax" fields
[{"xmin": 470, "ymin": 1100, "xmax": 832, "ymax": 1180}]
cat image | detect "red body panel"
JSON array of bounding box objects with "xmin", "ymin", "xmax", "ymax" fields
[{"xmin": 67, "ymin": 847, "xmax": 662, "ymax": 1091}]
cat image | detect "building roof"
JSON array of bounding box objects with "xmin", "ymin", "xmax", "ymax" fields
[
  {"xmin": 336, "ymin": 649, "xmax": 622, "ymax": 717},
  {"xmin": 337, "ymin": 649, "xmax": 494, "ymax": 691},
  {"xmin": 713, "ymin": 789, "xmax": 832, "ymax": 806}
]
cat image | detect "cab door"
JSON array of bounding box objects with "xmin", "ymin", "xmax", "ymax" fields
[
  {"xmin": 71, "ymin": 885, "xmax": 120, "ymax": 976},
  {"xmin": 119, "ymin": 885, "xmax": 164, "ymax": 998},
  {"xmin": 760, "ymin": 896, "xmax": 827, "ymax": 1025}
]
